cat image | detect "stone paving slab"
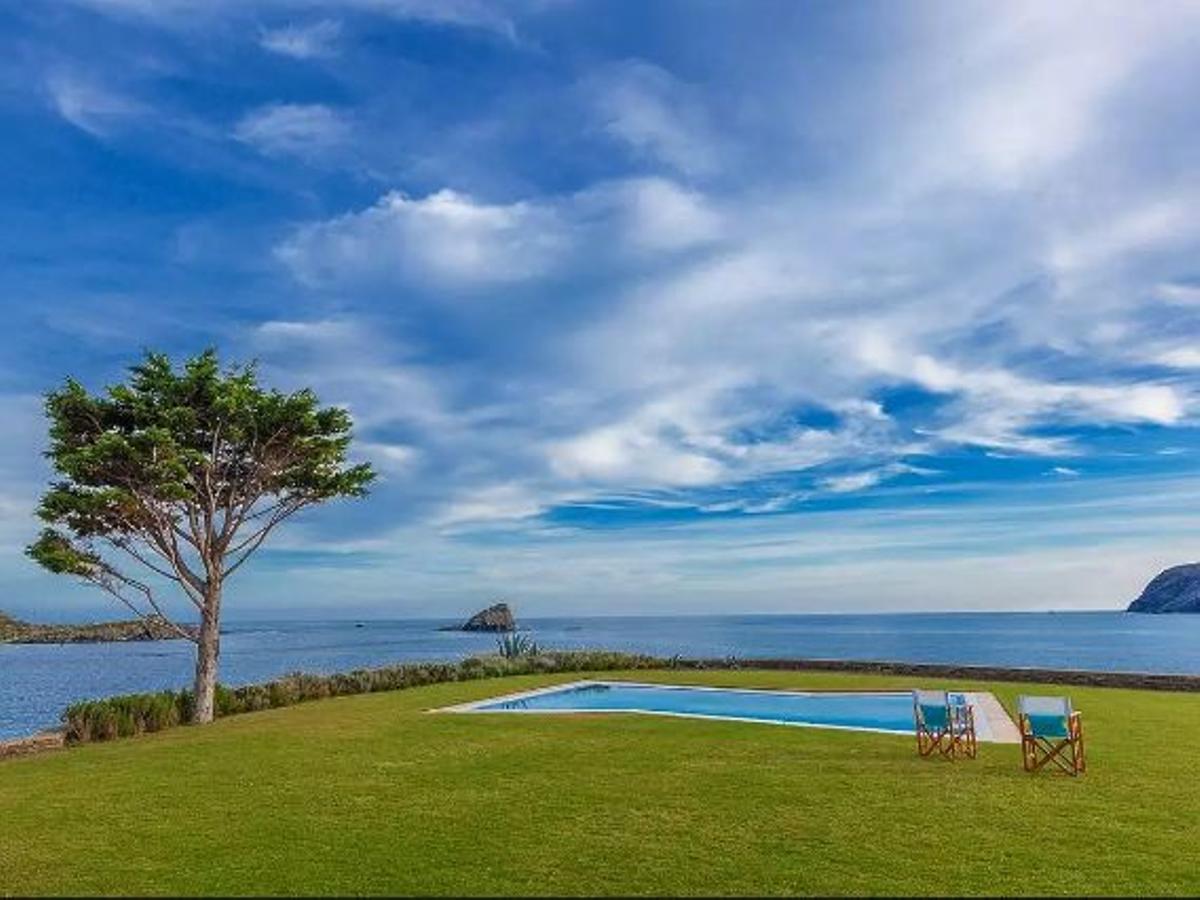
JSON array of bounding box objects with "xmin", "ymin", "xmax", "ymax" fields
[{"xmin": 966, "ymin": 691, "xmax": 1021, "ymax": 744}]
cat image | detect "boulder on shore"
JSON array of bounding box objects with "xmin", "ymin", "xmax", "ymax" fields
[
  {"xmin": 446, "ymin": 602, "xmax": 516, "ymax": 632},
  {"xmin": 1127, "ymin": 563, "xmax": 1200, "ymax": 614}
]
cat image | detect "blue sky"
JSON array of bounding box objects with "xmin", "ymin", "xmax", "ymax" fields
[{"xmin": 2, "ymin": 0, "xmax": 1199, "ymax": 620}]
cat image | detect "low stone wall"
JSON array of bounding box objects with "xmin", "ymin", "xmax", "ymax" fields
[
  {"xmin": 682, "ymin": 657, "xmax": 1200, "ymax": 692},
  {"xmin": 0, "ymin": 730, "xmax": 65, "ymax": 759}
]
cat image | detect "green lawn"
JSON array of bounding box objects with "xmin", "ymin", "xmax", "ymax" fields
[{"xmin": 2, "ymin": 669, "xmax": 1198, "ymax": 896}]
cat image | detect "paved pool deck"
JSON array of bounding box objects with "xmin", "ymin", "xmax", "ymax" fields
[{"xmin": 963, "ymin": 691, "xmax": 1021, "ymax": 744}]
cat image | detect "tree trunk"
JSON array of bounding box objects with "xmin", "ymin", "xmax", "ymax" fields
[{"xmin": 192, "ymin": 585, "xmax": 222, "ymax": 724}]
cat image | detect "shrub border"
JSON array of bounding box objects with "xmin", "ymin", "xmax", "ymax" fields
[{"xmin": 57, "ymin": 651, "xmax": 668, "ymax": 745}]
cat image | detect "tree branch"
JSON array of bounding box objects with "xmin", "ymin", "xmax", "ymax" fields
[
  {"xmin": 222, "ymin": 500, "xmax": 309, "ymax": 579},
  {"xmin": 123, "ymin": 488, "xmax": 209, "ymax": 601},
  {"xmin": 81, "ymin": 561, "xmax": 198, "ymax": 643},
  {"xmin": 104, "ymin": 536, "xmax": 205, "ymax": 610}
]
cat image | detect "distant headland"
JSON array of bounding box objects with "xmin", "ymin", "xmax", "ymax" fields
[
  {"xmin": 0, "ymin": 610, "xmax": 191, "ymax": 644},
  {"xmin": 1127, "ymin": 563, "xmax": 1200, "ymax": 614}
]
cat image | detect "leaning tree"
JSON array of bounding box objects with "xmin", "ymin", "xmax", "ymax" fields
[{"xmin": 27, "ymin": 350, "xmax": 375, "ymax": 723}]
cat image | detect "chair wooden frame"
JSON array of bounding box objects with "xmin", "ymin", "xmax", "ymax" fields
[
  {"xmin": 913, "ymin": 691, "xmax": 977, "ymax": 760},
  {"xmin": 1018, "ymin": 696, "xmax": 1085, "ymax": 776}
]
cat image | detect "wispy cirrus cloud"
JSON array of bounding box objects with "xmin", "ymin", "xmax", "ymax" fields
[
  {"xmin": 582, "ymin": 60, "xmax": 721, "ymax": 177},
  {"xmin": 233, "ymin": 103, "xmax": 350, "ymax": 161},
  {"xmin": 63, "ymin": 0, "xmax": 526, "ymax": 39},
  {"xmin": 259, "ymin": 19, "xmax": 342, "ymax": 59},
  {"xmin": 45, "ymin": 73, "xmax": 145, "ymax": 137}
]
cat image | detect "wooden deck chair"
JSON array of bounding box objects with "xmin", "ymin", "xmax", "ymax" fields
[
  {"xmin": 913, "ymin": 690, "xmax": 977, "ymax": 760},
  {"xmin": 1018, "ymin": 695, "xmax": 1085, "ymax": 776}
]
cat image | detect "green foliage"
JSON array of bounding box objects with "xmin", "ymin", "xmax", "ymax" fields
[
  {"xmin": 58, "ymin": 650, "xmax": 668, "ymax": 744},
  {"xmin": 25, "ymin": 529, "xmax": 101, "ymax": 578},
  {"xmin": 62, "ymin": 691, "xmax": 185, "ymax": 742},
  {"xmin": 41, "ymin": 350, "xmax": 373, "ymax": 507},
  {"xmin": 28, "ymin": 350, "xmax": 375, "ymax": 580},
  {"xmin": 496, "ymin": 632, "xmax": 540, "ymax": 658}
]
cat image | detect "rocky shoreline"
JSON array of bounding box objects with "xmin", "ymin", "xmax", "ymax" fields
[
  {"xmin": 0, "ymin": 611, "xmax": 191, "ymax": 644},
  {"xmin": 0, "ymin": 730, "xmax": 65, "ymax": 759},
  {"xmin": 693, "ymin": 657, "xmax": 1200, "ymax": 693}
]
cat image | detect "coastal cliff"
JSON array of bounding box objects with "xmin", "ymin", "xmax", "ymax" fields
[
  {"xmin": 0, "ymin": 611, "xmax": 191, "ymax": 643},
  {"xmin": 1127, "ymin": 563, "xmax": 1200, "ymax": 613}
]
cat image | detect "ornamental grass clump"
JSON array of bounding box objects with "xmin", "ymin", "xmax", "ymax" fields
[
  {"xmin": 496, "ymin": 632, "xmax": 540, "ymax": 659},
  {"xmin": 63, "ymin": 691, "xmax": 185, "ymax": 742}
]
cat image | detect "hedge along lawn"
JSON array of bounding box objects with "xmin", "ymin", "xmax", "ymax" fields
[{"xmin": 1, "ymin": 669, "xmax": 1198, "ymax": 897}]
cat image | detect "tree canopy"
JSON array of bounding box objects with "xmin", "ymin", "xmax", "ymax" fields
[{"xmin": 27, "ymin": 349, "xmax": 375, "ymax": 720}]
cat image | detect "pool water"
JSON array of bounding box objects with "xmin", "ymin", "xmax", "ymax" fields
[{"xmin": 458, "ymin": 681, "xmax": 920, "ymax": 734}]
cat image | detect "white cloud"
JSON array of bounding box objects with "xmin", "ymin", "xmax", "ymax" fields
[
  {"xmin": 1157, "ymin": 283, "xmax": 1200, "ymax": 306},
  {"xmin": 584, "ymin": 60, "xmax": 719, "ymax": 176},
  {"xmin": 233, "ymin": 103, "xmax": 349, "ymax": 160},
  {"xmin": 1154, "ymin": 348, "xmax": 1200, "ymax": 369},
  {"xmin": 277, "ymin": 178, "xmax": 721, "ymax": 289},
  {"xmin": 603, "ymin": 178, "xmax": 722, "ymax": 253},
  {"xmin": 343, "ymin": 0, "xmax": 518, "ymax": 39},
  {"xmin": 817, "ymin": 462, "xmax": 933, "ymax": 495},
  {"xmin": 250, "ymin": 318, "xmax": 448, "ymax": 432},
  {"xmin": 45, "ymin": 74, "xmax": 143, "ymax": 137},
  {"xmin": 0, "ymin": 395, "xmax": 51, "ymax": 554},
  {"xmin": 358, "ymin": 441, "xmax": 420, "ymax": 475},
  {"xmin": 277, "ymin": 189, "xmax": 566, "ymax": 287},
  {"xmin": 437, "ymin": 483, "xmax": 547, "ymax": 526},
  {"xmin": 260, "ymin": 19, "xmax": 341, "ymax": 59},
  {"xmin": 894, "ymin": 2, "xmax": 1200, "ymax": 190},
  {"xmin": 819, "ymin": 471, "xmax": 883, "ymax": 494},
  {"xmin": 1049, "ymin": 197, "xmax": 1194, "ymax": 275},
  {"xmin": 255, "ymin": 318, "xmax": 366, "ymax": 348},
  {"xmin": 66, "ymin": 0, "xmax": 521, "ymax": 38},
  {"xmin": 549, "ymin": 422, "xmax": 726, "ymax": 489},
  {"xmin": 852, "ymin": 337, "xmax": 1188, "ymax": 451}
]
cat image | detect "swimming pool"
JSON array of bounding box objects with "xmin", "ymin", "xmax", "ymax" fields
[{"xmin": 444, "ymin": 680, "xmax": 981, "ymax": 737}]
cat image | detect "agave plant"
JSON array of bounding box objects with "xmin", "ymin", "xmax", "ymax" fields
[{"xmin": 496, "ymin": 631, "xmax": 540, "ymax": 659}]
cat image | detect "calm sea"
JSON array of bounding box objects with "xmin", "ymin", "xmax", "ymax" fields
[{"xmin": 2, "ymin": 611, "xmax": 1197, "ymax": 740}]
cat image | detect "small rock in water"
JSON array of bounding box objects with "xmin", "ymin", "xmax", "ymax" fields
[{"xmin": 454, "ymin": 602, "xmax": 516, "ymax": 632}]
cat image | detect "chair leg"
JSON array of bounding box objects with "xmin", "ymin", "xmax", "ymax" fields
[
  {"xmin": 1073, "ymin": 718, "xmax": 1086, "ymax": 774},
  {"xmin": 960, "ymin": 708, "xmax": 977, "ymax": 759},
  {"xmin": 917, "ymin": 726, "xmax": 953, "ymax": 759},
  {"xmin": 1029, "ymin": 736, "xmax": 1083, "ymax": 776}
]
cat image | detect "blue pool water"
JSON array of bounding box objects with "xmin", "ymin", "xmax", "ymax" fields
[{"xmin": 469, "ymin": 682, "xmax": 918, "ymax": 733}]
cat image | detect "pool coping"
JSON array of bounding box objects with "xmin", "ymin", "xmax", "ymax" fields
[{"xmin": 433, "ymin": 679, "xmax": 1021, "ymax": 743}]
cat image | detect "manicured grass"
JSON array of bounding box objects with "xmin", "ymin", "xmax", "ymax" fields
[{"xmin": 1, "ymin": 669, "xmax": 1198, "ymax": 896}]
